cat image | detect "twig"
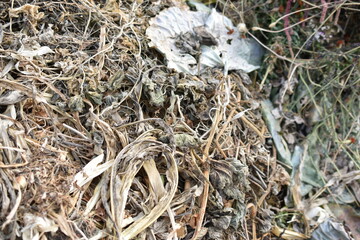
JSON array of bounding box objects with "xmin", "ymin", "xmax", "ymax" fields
[
  {"xmin": 62, "ymin": 123, "xmax": 89, "ymax": 140},
  {"xmin": 320, "ymin": 0, "xmax": 329, "ymax": 23},
  {"xmin": 284, "ymin": 0, "xmax": 294, "ymax": 58},
  {"xmin": 191, "ymin": 106, "xmax": 221, "ymax": 240}
]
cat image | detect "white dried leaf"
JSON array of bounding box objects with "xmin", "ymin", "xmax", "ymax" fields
[
  {"xmin": 146, "ymin": 7, "xmax": 264, "ymax": 75},
  {"xmin": 0, "ymin": 91, "xmax": 25, "ymax": 105},
  {"xmin": 39, "ymin": 24, "xmax": 54, "ymax": 41},
  {"xmin": 70, "ymin": 154, "xmax": 114, "ymax": 193},
  {"xmin": 0, "ymin": 105, "xmax": 16, "ymax": 128},
  {"xmin": 0, "ymin": 61, "xmax": 14, "ymax": 77},
  {"xmin": 22, "ymin": 213, "xmax": 58, "ymax": 240},
  {"xmin": 17, "ymin": 46, "xmax": 54, "ymax": 58}
]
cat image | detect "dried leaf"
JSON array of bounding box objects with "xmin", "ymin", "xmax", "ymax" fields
[
  {"xmin": 22, "ymin": 213, "xmax": 58, "ymax": 240},
  {"xmin": 17, "ymin": 46, "xmax": 54, "ymax": 58},
  {"xmin": 70, "ymin": 154, "xmax": 114, "ymax": 193},
  {"xmin": 146, "ymin": 7, "xmax": 264, "ymax": 75}
]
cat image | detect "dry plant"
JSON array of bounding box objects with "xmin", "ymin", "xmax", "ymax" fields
[
  {"xmin": 0, "ymin": 0, "xmax": 277, "ymax": 238},
  {"xmin": 3, "ymin": 0, "xmax": 356, "ymax": 239}
]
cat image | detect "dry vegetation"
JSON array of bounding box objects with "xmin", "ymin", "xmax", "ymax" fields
[{"xmin": 0, "ymin": 0, "xmax": 359, "ymax": 240}]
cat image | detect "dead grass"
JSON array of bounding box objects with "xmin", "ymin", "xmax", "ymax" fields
[{"xmin": 0, "ymin": 0, "xmax": 358, "ymax": 239}]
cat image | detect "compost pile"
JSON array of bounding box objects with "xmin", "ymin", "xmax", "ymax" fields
[{"xmin": 1, "ymin": 0, "xmax": 358, "ymax": 240}]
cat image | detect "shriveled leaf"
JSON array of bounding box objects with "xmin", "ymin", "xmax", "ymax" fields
[{"xmin": 68, "ymin": 95, "xmax": 85, "ymax": 112}]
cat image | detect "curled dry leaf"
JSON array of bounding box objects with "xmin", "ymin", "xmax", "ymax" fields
[
  {"xmin": 70, "ymin": 154, "xmax": 113, "ymax": 193},
  {"xmin": 22, "ymin": 213, "xmax": 58, "ymax": 240}
]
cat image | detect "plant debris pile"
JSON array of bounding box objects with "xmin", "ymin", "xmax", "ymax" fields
[
  {"xmin": 0, "ymin": 1, "xmax": 287, "ymax": 239},
  {"xmin": 1, "ymin": 0, "xmax": 359, "ymax": 240}
]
